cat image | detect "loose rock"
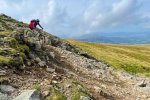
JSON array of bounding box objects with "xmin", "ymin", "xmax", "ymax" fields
[
  {"xmin": 46, "ymin": 67, "xmax": 55, "ymax": 73},
  {"xmin": 80, "ymin": 96, "xmax": 91, "ymax": 100},
  {"xmin": 0, "ymin": 85, "xmax": 15, "ymax": 94},
  {"xmin": 13, "ymin": 90, "xmax": 41, "ymax": 100},
  {"xmin": 38, "ymin": 61, "xmax": 46, "ymax": 67}
]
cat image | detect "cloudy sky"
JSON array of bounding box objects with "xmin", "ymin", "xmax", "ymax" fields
[{"xmin": 0, "ymin": 0, "xmax": 150, "ymax": 37}]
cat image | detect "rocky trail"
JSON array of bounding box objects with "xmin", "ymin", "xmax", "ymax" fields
[
  {"xmin": 0, "ymin": 14, "xmax": 150, "ymax": 100},
  {"xmin": 48, "ymin": 46, "xmax": 150, "ymax": 100}
]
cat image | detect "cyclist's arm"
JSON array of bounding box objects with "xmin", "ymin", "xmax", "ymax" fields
[{"xmin": 38, "ymin": 23, "xmax": 43, "ymax": 29}]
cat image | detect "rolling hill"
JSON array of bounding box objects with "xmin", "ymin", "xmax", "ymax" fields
[{"xmin": 67, "ymin": 40, "xmax": 150, "ymax": 76}]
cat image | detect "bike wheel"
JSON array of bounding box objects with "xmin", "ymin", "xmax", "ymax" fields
[{"xmin": 24, "ymin": 30, "xmax": 34, "ymax": 37}]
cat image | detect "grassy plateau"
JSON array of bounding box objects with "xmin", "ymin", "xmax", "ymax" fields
[{"xmin": 67, "ymin": 40, "xmax": 150, "ymax": 76}]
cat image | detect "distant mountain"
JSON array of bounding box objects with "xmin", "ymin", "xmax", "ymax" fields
[{"xmin": 74, "ymin": 32, "xmax": 150, "ymax": 44}]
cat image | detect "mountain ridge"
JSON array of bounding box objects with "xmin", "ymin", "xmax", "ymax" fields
[{"xmin": 73, "ymin": 32, "xmax": 150, "ymax": 44}]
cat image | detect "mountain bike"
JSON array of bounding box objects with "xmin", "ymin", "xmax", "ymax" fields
[{"xmin": 24, "ymin": 29, "xmax": 46, "ymax": 44}]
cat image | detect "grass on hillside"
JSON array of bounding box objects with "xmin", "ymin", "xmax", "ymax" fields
[{"xmin": 67, "ymin": 40, "xmax": 150, "ymax": 76}]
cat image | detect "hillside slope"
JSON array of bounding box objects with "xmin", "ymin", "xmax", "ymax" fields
[
  {"xmin": 0, "ymin": 14, "xmax": 150, "ymax": 100},
  {"xmin": 67, "ymin": 40, "xmax": 150, "ymax": 76}
]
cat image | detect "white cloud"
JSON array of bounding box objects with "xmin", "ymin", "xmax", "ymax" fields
[
  {"xmin": 142, "ymin": 13, "xmax": 150, "ymax": 19},
  {"xmin": 83, "ymin": 0, "xmax": 138, "ymax": 31},
  {"xmin": 0, "ymin": 0, "xmax": 149, "ymax": 37}
]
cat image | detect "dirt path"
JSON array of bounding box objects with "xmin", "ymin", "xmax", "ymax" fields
[
  {"xmin": 1, "ymin": 45, "xmax": 150, "ymax": 100},
  {"xmin": 48, "ymin": 46, "xmax": 150, "ymax": 100}
]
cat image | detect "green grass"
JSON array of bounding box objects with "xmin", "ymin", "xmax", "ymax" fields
[
  {"xmin": 70, "ymin": 81, "xmax": 90, "ymax": 100},
  {"xmin": 67, "ymin": 40, "xmax": 150, "ymax": 76},
  {"xmin": 61, "ymin": 79, "xmax": 90, "ymax": 100},
  {"xmin": 32, "ymin": 84, "xmax": 41, "ymax": 91},
  {"xmin": 47, "ymin": 87, "xmax": 66, "ymax": 100}
]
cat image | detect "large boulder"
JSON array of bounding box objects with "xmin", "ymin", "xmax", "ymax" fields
[{"xmin": 13, "ymin": 90, "xmax": 41, "ymax": 100}]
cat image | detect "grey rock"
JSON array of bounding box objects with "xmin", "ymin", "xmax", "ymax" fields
[
  {"xmin": 27, "ymin": 61, "xmax": 31, "ymax": 66},
  {"xmin": 46, "ymin": 67, "xmax": 55, "ymax": 73},
  {"xmin": 20, "ymin": 64, "xmax": 26, "ymax": 70},
  {"xmin": 80, "ymin": 96, "xmax": 91, "ymax": 100},
  {"xmin": 38, "ymin": 61, "xmax": 46, "ymax": 67},
  {"xmin": 0, "ymin": 70, "xmax": 7, "ymax": 76},
  {"xmin": 46, "ymin": 56, "xmax": 49, "ymax": 61},
  {"xmin": 35, "ymin": 57, "xmax": 41, "ymax": 63},
  {"xmin": 35, "ymin": 42, "xmax": 41, "ymax": 50},
  {"xmin": 0, "ymin": 92, "xmax": 10, "ymax": 100},
  {"xmin": 13, "ymin": 90, "xmax": 41, "ymax": 100},
  {"xmin": 0, "ymin": 85, "xmax": 15, "ymax": 93},
  {"xmin": 29, "ymin": 53, "xmax": 35, "ymax": 59},
  {"xmin": 136, "ymin": 80, "xmax": 146, "ymax": 87},
  {"xmin": 137, "ymin": 87, "xmax": 150, "ymax": 93},
  {"xmin": 49, "ymin": 52, "xmax": 55, "ymax": 59},
  {"xmin": 42, "ymin": 91, "xmax": 49, "ymax": 97}
]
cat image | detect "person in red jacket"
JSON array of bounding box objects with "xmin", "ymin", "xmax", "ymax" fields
[{"xmin": 29, "ymin": 19, "xmax": 43, "ymax": 31}]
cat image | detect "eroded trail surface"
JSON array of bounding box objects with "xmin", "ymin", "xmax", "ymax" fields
[{"xmin": 49, "ymin": 46, "xmax": 150, "ymax": 100}]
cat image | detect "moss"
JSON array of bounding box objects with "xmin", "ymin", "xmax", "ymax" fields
[
  {"xmin": 0, "ymin": 48, "xmax": 17, "ymax": 56},
  {"xmin": 0, "ymin": 51, "xmax": 24, "ymax": 68},
  {"xmin": 0, "ymin": 55, "xmax": 23, "ymax": 67},
  {"xmin": 16, "ymin": 22, "xmax": 28, "ymax": 27},
  {"xmin": 10, "ymin": 39, "xmax": 19, "ymax": 48},
  {"xmin": 10, "ymin": 56, "xmax": 24, "ymax": 67},
  {"xmin": 0, "ymin": 31, "xmax": 11, "ymax": 38},
  {"xmin": 0, "ymin": 15, "xmax": 16, "ymax": 23},
  {"xmin": 0, "ymin": 20, "xmax": 13, "ymax": 31},
  {"xmin": 46, "ymin": 87, "xmax": 66, "ymax": 100},
  {"xmin": 0, "ymin": 49, "xmax": 24, "ymax": 67},
  {"xmin": 3, "ymin": 37, "xmax": 19, "ymax": 48},
  {"xmin": 19, "ymin": 52, "xmax": 26, "ymax": 61},
  {"xmin": 32, "ymin": 84, "xmax": 41, "ymax": 91},
  {"xmin": 5, "ymin": 18, "xmax": 16, "ymax": 23},
  {"xmin": 18, "ymin": 44, "xmax": 30, "ymax": 53},
  {"xmin": 0, "ymin": 55, "xmax": 12, "ymax": 65},
  {"xmin": 3, "ymin": 37, "xmax": 29, "ymax": 52},
  {"xmin": 71, "ymin": 91, "xmax": 89, "ymax": 100}
]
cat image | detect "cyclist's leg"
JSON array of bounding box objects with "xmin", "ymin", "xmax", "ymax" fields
[{"xmin": 32, "ymin": 26, "xmax": 36, "ymax": 33}]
